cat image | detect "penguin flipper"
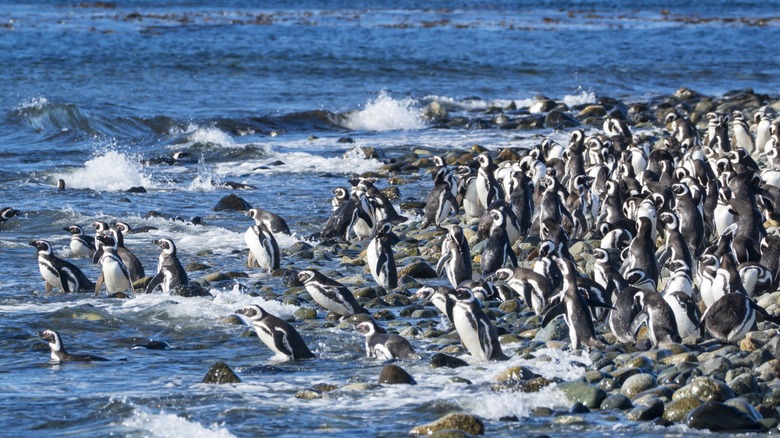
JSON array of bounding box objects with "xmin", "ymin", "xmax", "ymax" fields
[
  {"xmin": 629, "ymin": 310, "xmax": 649, "ymax": 340},
  {"xmin": 507, "ymin": 245, "xmax": 518, "ymax": 267},
  {"xmin": 749, "ymin": 298, "xmax": 780, "ymax": 325},
  {"xmin": 58, "ymin": 270, "xmax": 73, "ymax": 293},
  {"xmin": 94, "ymin": 272, "xmax": 104, "ymax": 296},
  {"xmin": 145, "ymin": 273, "xmax": 164, "ymax": 294},
  {"xmin": 585, "ymin": 298, "xmax": 615, "ymax": 310},
  {"xmin": 273, "ymin": 328, "xmax": 294, "ymax": 358},
  {"xmin": 541, "ymin": 302, "xmax": 565, "ymax": 328},
  {"xmin": 92, "ymin": 247, "xmax": 104, "ymax": 265},
  {"xmin": 435, "ymin": 252, "xmax": 452, "ymax": 276}
]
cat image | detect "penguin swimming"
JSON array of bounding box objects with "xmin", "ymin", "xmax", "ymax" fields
[
  {"xmin": 63, "ymin": 225, "xmax": 96, "ymax": 258},
  {"xmin": 297, "ymin": 269, "xmax": 367, "ymax": 317},
  {"xmin": 447, "ymin": 287, "xmax": 508, "ymax": 361},
  {"xmin": 30, "ymin": 240, "xmax": 94, "ymax": 293},
  {"xmin": 356, "ymin": 319, "xmax": 419, "ymax": 361},
  {"xmin": 0, "ymin": 207, "xmax": 19, "ymax": 227},
  {"xmin": 366, "ymin": 220, "xmax": 399, "ymax": 289},
  {"xmin": 245, "ymin": 223, "xmax": 280, "ymax": 273},
  {"xmin": 145, "ymin": 238, "xmax": 190, "ymax": 294},
  {"xmin": 38, "ymin": 329, "xmax": 109, "ymax": 363},
  {"xmin": 435, "ymin": 225, "xmax": 472, "ymax": 288},
  {"xmin": 236, "ymin": 305, "xmax": 315, "ymax": 360}
]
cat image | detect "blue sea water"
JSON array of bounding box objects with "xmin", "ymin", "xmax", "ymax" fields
[{"xmin": 1, "ymin": 1, "xmax": 779, "ymax": 436}]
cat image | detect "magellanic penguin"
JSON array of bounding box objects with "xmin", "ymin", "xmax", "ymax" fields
[
  {"xmin": 38, "ymin": 329, "xmax": 109, "ymax": 363},
  {"xmin": 591, "ymin": 248, "xmax": 627, "ymax": 304},
  {"xmin": 0, "ymin": 206, "xmax": 19, "ymax": 225},
  {"xmin": 331, "ymin": 187, "xmax": 349, "ymax": 211},
  {"xmin": 297, "ymin": 269, "xmax": 367, "ymax": 317},
  {"xmin": 30, "ymin": 240, "xmax": 94, "ymax": 293},
  {"xmin": 92, "ymin": 224, "xmax": 145, "ymax": 282},
  {"xmin": 480, "ymin": 209, "xmax": 517, "ymax": 278},
  {"xmin": 609, "ymin": 286, "xmax": 644, "ymax": 344},
  {"xmin": 420, "ymin": 166, "xmax": 458, "ymax": 229},
  {"xmin": 245, "ymin": 223, "xmax": 280, "ymax": 273},
  {"xmin": 700, "ymin": 294, "xmax": 779, "ymax": 344},
  {"xmin": 488, "ymin": 267, "xmax": 554, "ymax": 317},
  {"xmin": 145, "ymin": 238, "xmax": 189, "ymax": 294},
  {"xmin": 366, "ymin": 220, "xmax": 399, "ymax": 289},
  {"xmin": 246, "ymin": 207, "xmax": 292, "ymax": 236},
  {"xmin": 436, "ymin": 225, "xmax": 472, "ymax": 288},
  {"xmin": 94, "ymin": 234, "xmax": 133, "ymax": 296},
  {"xmin": 455, "ymin": 165, "xmax": 483, "ymax": 218},
  {"xmin": 475, "ymin": 153, "xmax": 505, "ymax": 209},
  {"xmin": 356, "ymin": 318, "xmax": 420, "ymax": 361},
  {"xmin": 629, "ymin": 289, "xmax": 681, "ymax": 348},
  {"xmin": 541, "ymin": 258, "xmax": 607, "ymax": 350},
  {"xmin": 236, "ymin": 305, "xmax": 315, "ymax": 360},
  {"xmin": 63, "ymin": 225, "xmax": 95, "ymax": 258},
  {"xmin": 447, "ymin": 287, "xmax": 508, "ymax": 361}
]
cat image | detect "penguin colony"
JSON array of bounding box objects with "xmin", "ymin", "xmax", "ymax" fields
[{"xmin": 17, "ymin": 106, "xmax": 780, "ymax": 379}]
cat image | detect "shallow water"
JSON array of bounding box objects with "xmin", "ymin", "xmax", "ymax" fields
[{"xmin": 2, "ymin": 1, "xmax": 779, "ymax": 436}]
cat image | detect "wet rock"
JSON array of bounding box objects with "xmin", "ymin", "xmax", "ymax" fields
[
  {"xmin": 410, "ymin": 413, "xmax": 485, "ymax": 436},
  {"xmin": 534, "ymin": 317, "xmax": 568, "ymax": 343},
  {"xmin": 186, "ymin": 262, "xmax": 211, "ymax": 272},
  {"xmin": 295, "ymin": 389, "xmax": 322, "ymax": 399},
  {"xmin": 626, "ymin": 398, "xmax": 664, "ymax": 421},
  {"xmin": 557, "ymin": 380, "xmax": 607, "ymax": 409},
  {"xmin": 171, "ymin": 284, "xmax": 211, "ymax": 297},
  {"xmin": 430, "ymin": 353, "xmax": 469, "ymax": 369},
  {"xmin": 601, "ymin": 394, "xmax": 633, "ymax": 410},
  {"xmin": 294, "ymin": 307, "xmax": 317, "ymax": 321},
  {"xmin": 685, "ymin": 401, "xmax": 762, "ymax": 431},
  {"xmin": 378, "ymin": 364, "xmax": 416, "ymax": 385},
  {"xmin": 495, "ymin": 366, "xmax": 537, "ymax": 383},
  {"xmin": 728, "ymin": 373, "xmax": 760, "ymax": 396},
  {"xmin": 622, "ymin": 373, "xmax": 659, "ymax": 399},
  {"xmin": 202, "ymin": 362, "xmax": 241, "ymax": 384},
  {"xmin": 724, "ymin": 398, "xmax": 763, "ymax": 422},
  {"xmin": 212, "ymin": 194, "xmax": 252, "ymax": 211},
  {"xmin": 398, "ymin": 261, "xmax": 438, "ymax": 279},
  {"xmin": 544, "ymin": 109, "xmax": 580, "ymax": 129},
  {"xmin": 202, "ymin": 272, "xmax": 231, "ymax": 283},
  {"xmin": 662, "ymin": 397, "xmax": 703, "ymax": 423},
  {"xmin": 690, "ymin": 376, "xmax": 735, "ymax": 402}
]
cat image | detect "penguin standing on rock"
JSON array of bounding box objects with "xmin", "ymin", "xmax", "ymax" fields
[
  {"xmin": 356, "ymin": 319, "xmax": 420, "ymax": 361},
  {"xmin": 629, "ymin": 289, "xmax": 681, "ymax": 348},
  {"xmin": 30, "ymin": 240, "xmax": 94, "ymax": 293},
  {"xmin": 701, "ymin": 294, "xmax": 779, "ymax": 344},
  {"xmin": 448, "ymin": 287, "xmax": 508, "ymax": 361},
  {"xmin": 480, "ymin": 209, "xmax": 517, "ymax": 278},
  {"xmin": 366, "ymin": 220, "xmax": 399, "ymax": 289},
  {"xmin": 236, "ymin": 305, "xmax": 315, "ymax": 360},
  {"xmin": 420, "ymin": 166, "xmax": 457, "ymax": 229},
  {"xmin": 436, "ymin": 225, "xmax": 472, "ymax": 288},
  {"xmin": 245, "ymin": 223, "xmax": 280, "ymax": 273},
  {"xmin": 145, "ymin": 238, "xmax": 190, "ymax": 294}
]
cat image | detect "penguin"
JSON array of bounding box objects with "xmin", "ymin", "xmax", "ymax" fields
[
  {"xmin": 414, "ymin": 285, "xmax": 456, "ymax": 326},
  {"xmin": 366, "ymin": 220, "xmax": 399, "ymax": 289},
  {"xmin": 38, "ymin": 330, "xmax": 109, "ymax": 363},
  {"xmin": 701, "ymin": 294, "xmax": 776, "ymax": 344},
  {"xmin": 454, "ymin": 165, "xmax": 483, "ymax": 218},
  {"xmin": 357, "ymin": 178, "xmax": 407, "ymax": 226},
  {"xmin": 247, "ymin": 207, "xmax": 291, "ymax": 236},
  {"xmin": 671, "ymin": 183, "xmax": 704, "ymax": 258},
  {"xmin": 447, "ymin": 287, "xmax": 508, "ymax": 361},
  {"xmin": 94, "ymin": 234, "xmax": 133, "ymax": 295},
  {"xmin": 663, "ymin": 291, "xmax": 703, "ymax": 340},
  {"xmin": 629, "ymin": 289, "xmax": 681, "ymax": 348},
  {"xmin": 236, "ymin": 305, "xmax": 315, "ymax": 360},
  {"xmin": 141, "ymin": 151, "xmax": 190, "ymax": 166},
  {"xmin": 348, "ymin": 182, "xmax": 376, "ymax": 240},
  {"xmin": 665, "ymin": 112, "xmax": 699, "ymax": 144},
  {"xmin": 738, "ymin": 262, "xmax": 773, "ymax": 298},
  {"xmin": 755, "ymin": 111, "xmax": 773, "ymax": 155},
  {"xmin": 435, "ymin": 225, "xmax": 472, "ymax": 288},
  {"xmin": 760, "ymin": 235, "xmax": 780, "ymax": 291},
  {"xmin": 477, "ymin": 200, "xmax": 523, "ymax": 245},
  {"xmin": 489, "ymin": 267, "xmax": 554, "ymax": 316},
  {"xmin": 431, "ymin": 155, "xmax": 458, "ymax": 199},
  {"xmin": 331, "ymin": 187, "xmax": 349, "ymax": 211},
  {"xmin": 475, "ymin": 153, "xmax": 505, "ymax": 209},
  {"xmin": 591, "ymin": 248, "xmax": 627, "ymax": 304},
  {"xmin": 245, "ymin": 223, "xmax": 280, "ymax": 273},
  {"xmin": 508, "ymin": 170, "xmax": 533, "ymax": 235},
  {"xmin": 661, "ymin": 260, "xmax": 694, "ymax": 298},
  {"xmin": 63, "ymin": 225, "xmax": 96, "ymax": 258},
  {"xmin": 459, "ymin": 279, "xmax": 511, "ymax": 302},
  {"xmin": 145, "ymin": 238, "xmax": 189, "ymax": 294},
  {"xmin": 321, "ymin": 188, "xmax": 374, "ymax": 241},
  {"xmin": 29, "ymin": 240, "xmax": 94, "ymax": 293},
  {"xmin": 296, "ymin": 269, "xmax": 367, "ymax": 317},
  {"xmin": 541, "ymin": 257, "xmax": 607, "ymax": 350},
  {"xmin": 420, "ymin": 166, "xmax": 457, "ymax": 229},
  {"xmin": 480, "ymin": 209, "xmax": 517, "ymax": 277},
  {"xmin": 92, "ymin": 224, "xmax": 144, "ymax": 282},
  {"xmin": 356, "ymin": 319, "xmax": 420, "ymax": 361},
  {"xmin": 0, "ymin": 207, "xmax": 19, "ymax": 226},
  {"xmin": 622, "ymin": 217, "xmax": 659, "ymax": 290},
  {"xmin": 656, "ymin": 211, "xmax": 693, "ymax": 270},
  {"xmin": 609, "ymin": 286, "xmax": 643, "ymax": 344}
]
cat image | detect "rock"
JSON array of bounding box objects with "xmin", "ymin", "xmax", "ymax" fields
[
  {"xmin": 724, "ymin": 398, "xmax": 763, "ymax": 422},
  {"xmin": 202, "ymin": 362, "xmax": 241, "ymax": 384},
  {"xmin": 662, "ymin": 397, "xmax": 703, "ymax": 423},
  {"xmin": 294, "ymin": 307, "xmax": 317, "ymax": 321},
  {"xmin": 544, "ymin": 109, "xmax": 580, "ymax": 129},
  {"xmin": 430, "ymin": 353, "xmax": 469, "ymax": 369},
  {"xmin": 294, "ymin": 389, "xmax": 322, "ymax": 399},
  {"xmin": 685, "ymin": 401, "xmax": 762, "ymax": 431},
  {"xmin": 534, "ymin": 317, "xmax": 568, "ymax": 343},
  {"xmin": 495, "ymin": 366, "xmax": 537, "ymax": 383},
  {"xmin": 202, "ymin": 272, "xmax": 231, "ymax": 283},
  {"xmin": 186, "ymin": 261, "xmax": 211, "ymax": 272},
  {"xmin": 343, "ymin": 145, "xmax": 382, "ymax": 160},
  {"xmin": 170, "ymin": 284, "xmax": 211, "ymax": 297},
  {"xmin": 626, "ymin": 399, "xmax": 664, "ymax": 421},
  {"xmin": 398, "ymin": 261, "xmax": 438, "ymax": 279},
  {"xmin": 690, "ymin": 376, "xmax": 735, "ymax": 402},
  {"xmin": 378, "ymin": 364, "xmax": 416, "ymax": 385},
  {"xmin": 557, "ymin": 380, "xmax": 607, "ymax": 409},
  {"xmin": 212, "ymin": 194, "xmax": 252, "ymax": 211},
  {"xmin": 622, "ymin": 373, "xmax": 658, "ymax": 399},
  {"xmin": 410, "ymin": 413, "xmax": 485, "ymax": 436},
  {"xmin": 600, "ymin": 394, "xmax": 633, "ymax": 410},
  {"xmin": 728, "ymin": 373, "xmax": 760, "ymax": 396}
]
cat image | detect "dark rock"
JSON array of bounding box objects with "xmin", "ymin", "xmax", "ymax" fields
[
  {"xmin": 570, "ymin": 402, "xmax": 590, "ymax": 414},
  {"xmin": 378, "ymin": 364, "xmax": 416, "ymax": 385},
  {"xmin": 626, "ymin": 399, "xmax": 664, "ymax": 421},
  {"xmin": 685, "ymin": 401, "xmax": 762, "ymax": 431},
  {"xmin": 398, "ymin": 261, "xmax": 438, "ymax": 279},
  {"xmin": 600, "ymin": 394, "xmax": 633, "ymax": 410},
  {"xmin": 431, "ymin": 353, "xmax": 469, "ymax": 369},
  {"xmin": 186, "ymin": 262, "xmax": 211, "ymax": 272},
  {"xmin": 410, "ymin": 413, "xmax": 485, "ymax": 435},
  {"xmin": 212, "ymin": 194, "xmax": 252, "ymax": 211},
  {"xmin": 170, "ymin": 284, "xmax": 211, "ymax": 297},
  {"xmin": 557, "ymin": 380, "xmax": 607, "ymax": 409},
  {"xmin": 202, "ymin": 362, "xmax": 241, "ymax": 384},
  {"xmin": 544, "ymin": 109, "xmax": 580, "ymax": 129},
  {"xmin": 126, "ymin": 186, "xmax": 147, "ymax": 193}
]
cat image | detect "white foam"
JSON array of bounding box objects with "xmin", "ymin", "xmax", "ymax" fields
[
  {"xmin": 563, "ymin": 90, "xmax": 597, "ymax": 107},
  {"xmin": 341, "ymin": 90, "xmax": 426, "ymax": 131},
  {"xmin": 53, "ymin": 150, "xmax": 154, "ymax": 192},
  {"xmin": 17, "ymin": 96, "xmax": 50, "ymax": 111},
  {"xmin": 123, "ymin": 406, "xmax": 236, "ymax": 438},
  {"xmin": 174, "ymin": 124, "xmax": 237, "ymax": 149},
  {"xmin": 214, "ymin": 150, "xmax": 382, "ymax": 177}
]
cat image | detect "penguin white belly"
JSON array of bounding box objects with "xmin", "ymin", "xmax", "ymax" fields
[
  {"xmin": 452, "ymin": 306, "xmax": 488, "ymax": 361},
  {"xmin": 352, "ymin": 218, "xmax": 373, "ymax": 240},
  {"xmin": 475, "ymin": 174, "xmax": 490, "ymax": 209},
  {"xmin": 705, "ymin": 271, "xmax": 728, "ymax": 309},
  {"xmin": 306, "ymin": 287, "xmax": 351, "ymax": 316},
  {"xmin": 70, "ymin": 239, "xmax": 93, "ymax": 258},
  {"xmin": 101, "ymin": 258, "xmax": 130, "ymax": 292},
  {"xmin": 366, "ymin": 239, "xmax": 386, "ymax": 287},
  {"xmin": 761, "ymin": 169, "xmax": 780, "ymax": 188},
  {"xmin": 664, "ymin": 296, "xmax": 697, "ymax": 339},
  {"xmin": 463, "ymin": 183, "xmax": 482, "ymax": 218},
  {"xmin": 252, "ymin": 322, "xmax": 290, "ymax": 359},
  {"xmin": 38, "ymin": 259, "xmax": 66, "ymax": 291},
  {"xmin": 373, "ymin": 344, "xmax": 394, "ymax": 361},
  {"xmin": 245, "ymin": 227, "xmax": 273, "ymax": 271}
]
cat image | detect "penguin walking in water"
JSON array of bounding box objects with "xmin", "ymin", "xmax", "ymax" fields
[
  {"xmin": 629, "ymin": 290, "xmax": 681, "ymax": 348},
  {"xmin": 38, "ymin": 330, "xmax": 109, "ymax": 363},
  {"xmin": 247, "ymin": 207, "xmax": 291, "ymax": 236},
  {"xmin": 480, "ymin": 209, "xmax": 517, "ymax": 278},
  {"xmin": 542, "ymin": 258, "xmax": 607, "ymax": 350},
  {"xmin": 145, "ymin": 238, "xmax": 190, "ymax": 294},
  {"xmin": 94, "ymin": 233, "xmax": 133, "ymax": 296},
  {"xmin": 93, "ymin": 224, "xmax": 144, "ymax": 282},
  {"xmin": 245, "ymin": 223, "xmax": 280, "ymax": 273},
  {"xmin": 30, "ymin": 240, "xmax": 94, "ymax": 293},
  {"xmin": 420, "ymin": 166, "xmax": 457, "ymax": 229},
  {"xmin": 366, "ymin": 220, "xmax": 399, "ymax": 290},
  {"xmin": 414, "ymin": 285, "xmax": 456, "ymax": 327},
  {"xmin": 297, "ymin": 269, "xmax": 367, "ymax": 317},
  {"xmin": 356, "ymin": 319, "xmax": 420, "ymax": 361},
  {"xmin": 436, "ymin": 225, "xmax": 472, "ymax": 288},
  {"xmin": 447, "ymin": 287, "xmax": 508, "ymax": 361},
  {"xmin": 63, "ymin": 225, "xmax": 95, "ymax": 258},
  {"xmin": 236, "ymin": 305, "xmax": 315, "ymax": 360}
]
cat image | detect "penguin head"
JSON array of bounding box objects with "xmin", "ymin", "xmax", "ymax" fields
[
  {"xmin": 1, "ymin": 207, "xmax": 20, "ymax": 220},
  {"xmin": 236, "ymin": 305, "xmax": 267, "ymax": 321},
  {"xmin": 113, "ymin": 222, "xmax": 132, "ymax": 235},
  {"xmin": 29, "ymin": 240, "xmax": 53, "ymax": 255},
  {"xmin": 568, "ymin": 129, "xmax": 584, "ymax": 148},
  {"xmin": 38, "ymin": 329, "xmax": 62, "ymax": 352},
  {"xmin": 538, "ymin": 240, "xmax": 556, "ymax": 258},
  {"xmin": 659, "ymin": 212, "xmax": 678, "ymax": 230},
  {"xmin": 63, "ymin": 225, "xmax": 84, "ymax": 235},
  {"xmin": 731, "ymin": 110, "xmax": 745, "ymax": 121},
  {"xmin": 332, "ymin": 187, "xmax": 349, "ymax": 201},
  {"xmin": 590, "ymin": 248, "xmax": 609, "ymax": 263},
  {"xmin": 433, "ymin": 166, "xmax": 450, "ymax": 185},
  {"xmin": 671, "ymin": 183, "xmax": 689, "ymax": 197},
  {"xmin": 296, "ymin": 270, "xmax": 317, "ymax": 284},
  {"xmin": 355, "ymin": 320, "xmax": 380, "ymax": 337},
  {"xmin": 431, "ymin": 155, "xmax": 446, "ymax": 168},
  {"xmin": 449, "ymin": 287, "xmax": 476, "ymax": 303},
  {"xmin": 92, "ymin": 221, "xmax": 110, "ymax": 235},
  {"xmin": 476, "ymin": 153, "xmax": 492, "ymax": 169},
  {"xmin": 246, "ymin": 208, "xmax": 262, "ymax": 222},
  {"xmin": 95, "ymin": 234, "xmax": 117, "ymax": 250},
  {"xmin": 664, "ymin": 112, "xmax": 679, "ymax": 125},
  {"xmin": 489, "ymin": 268, "xmax": 513, "ymax": 282},
  {"xmin": 153, "ymin": 238, "xmax": 176, "ymax": 255},
  {"xmin": 488, "ymin": 209, "xmax": 504, "ymax": 227}
]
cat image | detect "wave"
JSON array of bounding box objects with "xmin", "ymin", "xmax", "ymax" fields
[
  {"xmin": 122, "ymin": 406, "xmax": 236, "ymax": 438},
  {"xmin": 52, "ymin": 150, "xmax": 154, "ymax": 192},
  {"xmin": 339, "ymin": 90, "xmax": 427, "ymax": 131}
]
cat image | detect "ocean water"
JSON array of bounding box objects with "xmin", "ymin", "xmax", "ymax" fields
[{"xmin": 2, "ymin": 1, "xmax": 780, "ymax": 436}]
